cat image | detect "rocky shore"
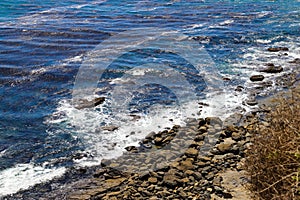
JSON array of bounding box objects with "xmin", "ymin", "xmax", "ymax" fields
[
  {"xmin": 4, "ymin": 48, "xmax": 300, "ymax": 200},
  {"xmin": 67, "ymin": 115, "xmax": 256, "ymax": 200},
  {"xmin": 7, "ymin": 113, "xmax": 256, "ymax": 200}
]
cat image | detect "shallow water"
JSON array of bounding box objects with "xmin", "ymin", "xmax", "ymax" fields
[{"xmin": 0, "ymin": 0, "xmax": 299, "ymax": 196}]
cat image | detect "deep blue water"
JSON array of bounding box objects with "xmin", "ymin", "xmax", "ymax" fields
[{"xmin": 0, "ymin": 0, "xmax": 299, "ymax": 195}]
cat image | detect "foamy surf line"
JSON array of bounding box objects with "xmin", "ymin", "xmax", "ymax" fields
[{"xmin": 0, "ymin": 163, "xmax": 66, "ymax": 197}]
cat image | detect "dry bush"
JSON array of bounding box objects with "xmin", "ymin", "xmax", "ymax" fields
[{"xmin": 245, "ymin": 87, "xmax": 300, "ymax": 200}]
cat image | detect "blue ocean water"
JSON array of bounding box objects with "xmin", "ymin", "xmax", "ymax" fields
[{"xmin": 0, "ymin": 0, "xmax": 299, "ymax": 196}]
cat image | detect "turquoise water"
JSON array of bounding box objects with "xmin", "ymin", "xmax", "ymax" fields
[{"xmin": 0, "ymin": 0, "xmax": 299, "ymax": 196}]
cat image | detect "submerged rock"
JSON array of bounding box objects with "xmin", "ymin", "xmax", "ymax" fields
[{"xmin": 75, "ymin": 97, "xmax": 105, "ymax": 109}]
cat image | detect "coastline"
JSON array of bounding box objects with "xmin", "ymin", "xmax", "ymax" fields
[{"xmin": 4, "ymin": 55, "xmax": 299, "ymax": 199}]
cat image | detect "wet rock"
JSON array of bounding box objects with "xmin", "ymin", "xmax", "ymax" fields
[
  {"xmin": 154, "ymin": 137, "xmax": 163, "ymax": 145},
  {"xmin": 102, "ymin": 126, "xmax": 119, "ymax": 131},
  {"xmin": 205, "ymin": 117, "xmax": 222, "ymax": 126},
  {"xmin": 250, "ymin": 75, "xmax": 264, "ymax": 82},
  {"xmin": 267, "ymin": 47, "xmax": 289, "ymax": 52},
  {"xmin": 198, "ymin": 118, "xmax": 206, "ymax": 127},
  {"xmin": 246, "ymin": 99, "xmax": 258, "ymax": 106},
  {"xmin": 260, "ymin": 63, "xmax": 283, "ymax": 73},
  {"xmin": 235, "ymin": 85, "xmax": 244, "ymax": 92},
  {"xmin": 223, "ymin": 77, "xmax": 231, "ymax": 81},
  {"xmin": 125, "ymin": 146, "xmax": 138, "ymax": 153},
  {"xmin": 289, "ymin": 58, "xmax": 300, "ymax": 64},
  {"xmin": 75, "ymin": 97, "xmax": 105, "ymax": 109},
  {"xmin": 145, "ymin": 131, "xmax": 156, "ymax": 140},
  {"xmin": 140, "ymin": 143, "xmax": 152, "ymax": 149},
  {"xmin": 72, "ymin": 152, "xmax": 88, "ymax": 160},
  {"xmin": 129, "ymin": 114, "xmax": 141, "ymax": 121}
]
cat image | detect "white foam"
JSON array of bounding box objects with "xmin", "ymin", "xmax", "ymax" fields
[
  {"xmin": 256, "ymin": 39, "xmax": 272, "ymax": 44},
  {"xmin": 219, "ymin": 19, "xmax": 234, "ymax": 26},
  {"xmin": 0, "ymin": 163, "xmax": 66, "ymax": 197},
  {"xmin": 47, "ymin": 95, "xmax": 201, "ymax": 165}
]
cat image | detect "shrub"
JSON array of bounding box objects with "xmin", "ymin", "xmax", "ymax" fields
[{"xmin": 245, "ymin": 86, "xmax": 300, "ymax": 199}]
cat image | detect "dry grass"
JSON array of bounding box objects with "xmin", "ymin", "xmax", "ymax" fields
[{"xmin": 245, "ymin": 86, "xmax": 300, "ymax": 200}]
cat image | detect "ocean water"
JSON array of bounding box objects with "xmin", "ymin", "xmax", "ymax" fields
[{"xmin": 0, "ymin": 0, "xmax": 299, "ymax": 196}]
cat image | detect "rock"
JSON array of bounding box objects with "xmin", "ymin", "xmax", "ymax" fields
[
  {"xmin": 75, "ymin": 97, "xmax": 105, "ymax": 109},
  {"xmin": 148, "ymin": 177, "xmax": 158, "ymax": 184},
  {"xmin": 181, "ymin": 177, "xmax": 190, "ymax": 183},
  {"xmin": 231, "ymin": 132, "xmax": 242, "ymax": 140},
  {"xmin": 145, "ymin": 131, "xmax": 156, "ymax": 140},
  {"xmin": 140, "ymin": 143, "xmax": 152, "ymax": 149},
  {"xmin": 250, "ymin": 75, "xmax": 264, "ymax": 82},
  {"xmin": 267, "ymin": 47, "xmax": 289, "ymax": 52},
  {"xmin": 154, "ymin": 137, "xmax": 163, "ymax": 145},
  {"xmin": 289, "ymin": 58, "xmax": 300, "ymax": 64},
  {"xmin": 217, "ymin": 138, "xmax": 235, "ymax": 153},
  {"xmin": 260, "ymin": 64, "xmax": 283, "ymax": 73},
  {"xmin": 225, "ymin": 125, "xmax": 238, "ymax": 135},
  {"xmin": 246, "ymin": 99, "xmax": 258, "ymax": 106},
  {"xmin": 163, "ymin": 169, "xmax": 180, "ymax": 187},
  {"xmin": 198, "ymin": 118, "xmax": 206, "ymax": 126},
  {"xmin": 198, "ymin": 156, "xmax": 212, "ymax": 162},
  {"xmin": 196, "ymin": 161, "xmax": 207, "ymax": 167},
  {"xmin": 198, "ymin": 126, "xmax": 207, "ymax": 133},
  {"xmin": 235, "ymin": 86, "xmax": 244, "ymax": 92},
  {"xmin": 185, "ymin": 148, "xmax": 198, "ymax": 158},
  {"xmin": 205, "ymin": 117, "xmax": 222, "ymax": 125},
  {"xmin": 102, "ymin": 126, "xmax": 119, "ymax": 131},
  {"xmin": 125, "ymin": 146, "xmax": 138, "ymax": 153},
  {"xmin": 105, "ymin": 177, "xmax": 126, "ymax": 188},
  {"xmin": 129, "ymin": 114, "xmax": 141, "ymax": 121},
  {"xmin": 223, "ymin": 113, "xmax": 243, "ymax": 126},
  {"xmin": 176, "ymin": 159, "xmax": 194, "ymax": 171}
]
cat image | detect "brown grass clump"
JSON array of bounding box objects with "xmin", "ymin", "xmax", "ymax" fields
[{"xmin": 245, "ymin": 86, "xmax": 300, "ymax": 200}]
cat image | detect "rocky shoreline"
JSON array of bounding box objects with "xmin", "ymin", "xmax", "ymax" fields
[
  {"xmin": 6, "ymin": 113, "xmax": 256, "ymax": 200},
  {"xmin": 3, "ymin": 48, "xmax": 300, "ymax": 200}
]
